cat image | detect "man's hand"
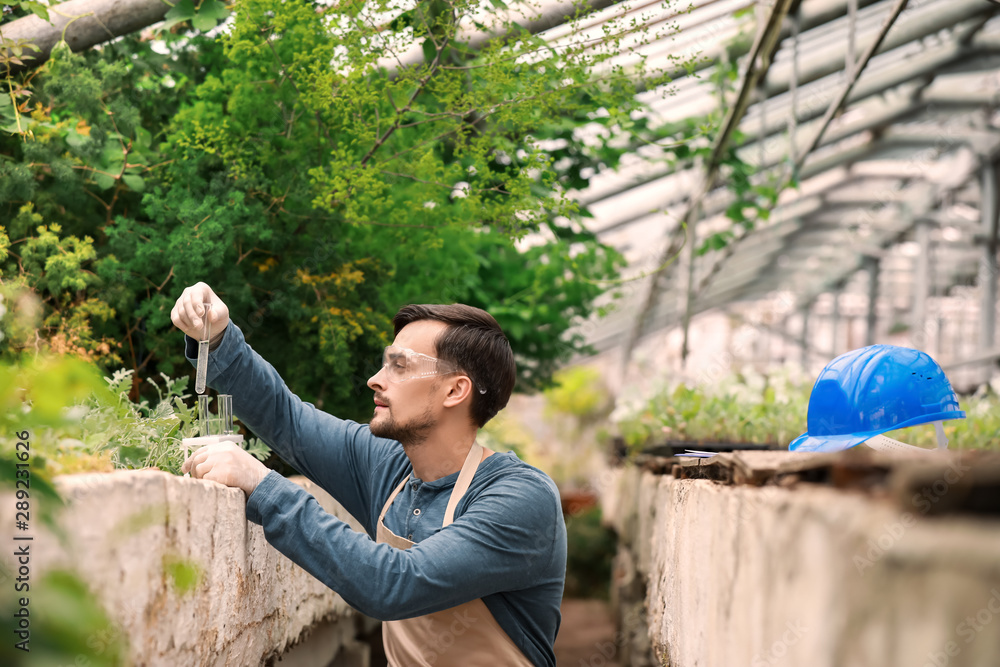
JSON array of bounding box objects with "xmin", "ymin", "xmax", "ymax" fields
[
  {"xmin": 171, "ymin": 282, "xmax": 231, "ymax": 341},
  {"xmin": 182, "ymin": 442, "xmax": 270, "ymax": 498}
]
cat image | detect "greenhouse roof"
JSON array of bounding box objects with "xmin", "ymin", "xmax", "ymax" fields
[{"xmin": 532, "ymin": 0, "xmax": 1000, "ymax": 364}]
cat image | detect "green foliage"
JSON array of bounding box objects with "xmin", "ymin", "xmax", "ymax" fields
[
  {"xmin": 49, "ymin": 366, "xmax": 273, "ymax": 474},
  {"xmin": 1, "ymin": 0, "xmax": 50, "ymax": 22},
  {"xmin": 0, "ymin": 346, "xmax": 112, "ymax": 433},
  {"xmin": 162, "ymin": 554, "xmax": 203, "ymax": 595},
  {"xmin": 0, "ymin": 569, "xmax": 128, "ymax": 667},
  {"xmin": 0, "ymin": 350, "xmax": 271, "ymax": 476},
  {"xmin": 463, "ymin": 228, "xmax": 625, "ymax": 392},
  {"xmin": 564, "ymin": 507, "xmax": 616, "ymax": 599},
  {"xmin": 884, "ymin": 390, "xmax": 1000, "ymax": 450},
  {"xmin": 613, "ymin": 367, "xmax": 1000, "ymax": 451},
  {"xmin": 0, "ymin": 30, "xmax": 215, "ymax": 367},
  {"xmin": 163, "ymin": 0, "xmax": 231, "ymax": 32},
  {"xmin": 0, "ymin": 354, "xmax": 126, "ymax": 667},
  {"xmin": 81, "ymin": 368, "xmax": 200, "ymax": 473},
  {"xmin": 3, "ymin": 0, "xmax": 688, "ymax": 422},
  {"xmin": 614, "ymin": 366, "xmax": 813, "ymax": 450},
  {"xmin": 544, "ymin": 365, "xmax": 613, "ymax": 420}
]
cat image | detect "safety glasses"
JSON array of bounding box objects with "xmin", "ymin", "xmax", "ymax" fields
[{"xmin": 380, "ymin": 346, "xmax": 460, "ymax": 383}]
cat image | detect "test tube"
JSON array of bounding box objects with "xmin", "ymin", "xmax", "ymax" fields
[
  {"xmin": 218, "ymin": 394, "xmax": 234, "ymax": 435},
  {"xmin": 195, "ymin": 302, "xmax": 212, "ymax": 394},
  {"xmin": 198, "ymin": 395, "xmax": 213, "ymax": 437}
]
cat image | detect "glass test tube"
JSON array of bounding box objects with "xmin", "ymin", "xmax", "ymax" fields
[
  {"xmin": 195, "ymin": 302, "xmax": 212, "ymax": 394},
  {"xmin": 198, "ymin": 394, "xmax": 213, "ymax": 437},
  {"xmin": 218, "ymin": 394, "xmax": 233, "ymax": 435}
]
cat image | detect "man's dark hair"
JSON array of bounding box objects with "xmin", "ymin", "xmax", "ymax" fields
[{"xmin": 393, "ymin": 304, "xmax": 516, "ymax": 428}]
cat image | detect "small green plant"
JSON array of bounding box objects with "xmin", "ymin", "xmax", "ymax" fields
[
  {"xmin": 79, "ymin": 369, "xmax": 199, "ymax": 473},
  {"xmin": 613, "ymin": 367, "xmax": 1000, "ymax": 452},
  {"xmin": 0, "ymin": 568, "xmax": 128, "ymax": 666},
  {"xmin": 75, "ymin": 368, "xmax": 273, "ymax": 474},
  {"xmin": 564, "ymin": 507, "xmax": 616, "ymax": 600},
  {"xmin": 1, "ymin": 355, "xmax": 272, "ymax": 476},
  {"xmin": 544, "ymin": 366, "xmax": 612, "ymax": 423}
]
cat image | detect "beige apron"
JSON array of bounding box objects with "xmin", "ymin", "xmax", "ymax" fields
[{"xmin": 376, "ymin": 443, "xmax": 534, "ymax": 666}]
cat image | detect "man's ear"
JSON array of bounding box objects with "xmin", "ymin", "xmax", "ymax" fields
[{"xmin": 442, "ymin": 375, "xmax": 474, "ymax": 409}]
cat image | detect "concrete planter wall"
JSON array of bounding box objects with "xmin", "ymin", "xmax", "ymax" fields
[
  {"xmin": 604, "ymin": 452, "xmax": 1000, "ymax": 667},
  {"xmin": 3, "ymin": 470, "xmax": 370, "ymax": 667}
]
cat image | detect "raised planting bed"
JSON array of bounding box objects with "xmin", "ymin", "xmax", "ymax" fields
[
  {"xmin": 603, "ymin": 449, "xmax": 1000, "ymax": 667},
  {"xmin": 0, "ymin": 470, "xmax": 371, "ymax": 667}
]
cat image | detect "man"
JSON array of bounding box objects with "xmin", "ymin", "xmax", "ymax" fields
[{"xmin": 171, "ymin": 282, "xmax": 567, "ymax": 666}]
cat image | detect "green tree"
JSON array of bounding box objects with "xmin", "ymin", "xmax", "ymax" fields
[{"xmin": 3, "ymin": 0, "xmax": 690, "ymax": 419}]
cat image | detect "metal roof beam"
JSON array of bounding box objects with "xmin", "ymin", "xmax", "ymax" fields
[
  {"xmin": 761, "ymin": 0, "xmax": 994, "ymax": 97},
  {"xmin": 793, "ymin": 0, "xmax": 911, "ymax": 168},
  {"xmin": 620, "ymin": 0, "xmax": 798, "ymax": 369},
  {"xmin": 582, "ymin": 10, "xmax": 995, "ymax": 212}
]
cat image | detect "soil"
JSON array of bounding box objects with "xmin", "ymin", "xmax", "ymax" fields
[{"xmin": 554, "ymin": 598, "xmax": 621, "ymax": 666}]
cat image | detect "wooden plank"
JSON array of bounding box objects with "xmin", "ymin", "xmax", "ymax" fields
[
  {"xmin": 889, "ymin": 453, "xmax": 1000, "ymax": 516},
  {"xmin": 636, "ymin": 449, "xmax": 1000, "ymax": 516}
]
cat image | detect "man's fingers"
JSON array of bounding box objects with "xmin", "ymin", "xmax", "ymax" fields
[
  {"xmin": 171, "ymin": 283, "xmax": 228, "ymax": 340},
  {"xmin": 195, "ymin": 461, "xmax": 214, "ymax": 479},
  {"xmin": 182, "ymin": 444, "xmax": 215, "ymax": 474},
  {"xmin": 182, "ymin": 288, "xmax": 204, "ymax": 329},
  {"xmin": 180, "ymin": 443, "xmax": 264, "ymax": 497},
  {"xmin": 181, "ymin": 453, "xmax": 202, "ymax": 475}
]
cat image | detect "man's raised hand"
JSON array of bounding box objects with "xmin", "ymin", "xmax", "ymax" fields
[{"xmin": 171, "ymin": 282, "xmax": 231, "ymax": 341}]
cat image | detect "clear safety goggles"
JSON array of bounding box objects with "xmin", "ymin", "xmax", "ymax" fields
[{"xmin": 380, "ymin": 346, "xmax": 460, "ymax": 383}]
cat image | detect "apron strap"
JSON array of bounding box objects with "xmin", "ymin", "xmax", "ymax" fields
[
  {"xmin": 379, "ymin": 474, "xmax": 411, "ymax": 523},
  {"xmin": 443, "ymin": 442, "xmax": 484, "ymax": 527},
  {"xmin": 378, "ymin": 442, "xmax": 484, "ymax": 528}
]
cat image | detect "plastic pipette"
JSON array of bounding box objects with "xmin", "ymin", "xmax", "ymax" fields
[{"xmin": 195, "ymin": 302, "xmax": 212, "ymax": 394}]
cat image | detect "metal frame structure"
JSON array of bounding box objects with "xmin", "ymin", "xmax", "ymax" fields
[{"xmin": 539, "ymin": 0, "xmax": 1000, "ymax": 387}]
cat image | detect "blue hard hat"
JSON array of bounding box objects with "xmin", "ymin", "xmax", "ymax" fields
[{"xmin": 789, "ymin": 344, "xmax": 965, "ymax": 453}]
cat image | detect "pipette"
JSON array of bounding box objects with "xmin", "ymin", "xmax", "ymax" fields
[{"xmin": 195, "ymin": 302, "xmax": 212, "ymax": 394}]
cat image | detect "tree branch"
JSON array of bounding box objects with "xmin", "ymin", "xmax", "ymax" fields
[{"xmin": 1, "ymin": 0, "xmax": 170, "ymax": 71}]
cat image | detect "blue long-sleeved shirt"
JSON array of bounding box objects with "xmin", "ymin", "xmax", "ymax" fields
[{"xmin": 184, "ymin": 322, "xmax": 566, "ymax": 666}]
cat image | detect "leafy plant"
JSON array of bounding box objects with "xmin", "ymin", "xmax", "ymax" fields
[
  {"xmin": 564, "ymin": 507, "xmax": 616, "ymax": 599},
  {"xmin": 1, "ymin": 0, "xmax": 692, "ymax": 421},
  {"xmin": 612, "ymin": 367, "xmax": 1000, "ymax": 451},
  {"xmin": 79, "ymin": 368, "xmax": 199, "ymax": 473},
  {"xmin": 0, "ymin": 569, "xmax": 128, "ymax": 667}
]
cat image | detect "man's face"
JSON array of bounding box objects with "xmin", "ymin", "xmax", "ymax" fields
[{"xmin": 367, "ymin": 320, "xmax": 450, "ymax": 446}]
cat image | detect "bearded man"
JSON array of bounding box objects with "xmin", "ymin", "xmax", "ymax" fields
[{"xmin": 171, "ymin": 282, "xmax": 566, "ymax": 666}]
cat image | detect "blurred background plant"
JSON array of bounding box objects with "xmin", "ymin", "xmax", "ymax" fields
[
  {"xmin": 0, "ymin": 283, "xmax": 269, "ymax": 477},
  {"xmin": 0, "ymin": 0, "xmax": 690, "ymax": 420},
  {"xmin": 0, "ymin": 284, "xmax": 129, "ymax": 665},
  {"xmin": 540, "ymin": 365, "xmax": 614, "ymax": 489},
  {"xmin": 612, "ymin": 366, "xmax": 1000, "ymax": 452},
  {"xmin": 483, "ymin": 365, "xmax": 618, "ymax": 599},
  {"xmin": 562, "ymin": 506, "xmax": 616, "ymax": 600}
]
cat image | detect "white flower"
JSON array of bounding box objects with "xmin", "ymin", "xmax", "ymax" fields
[{"xmin": 63, "ymin": 405, "xmax": 88, "ymax": 421}]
